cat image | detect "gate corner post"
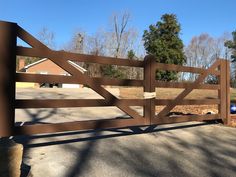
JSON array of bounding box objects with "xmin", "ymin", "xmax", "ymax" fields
[
  {"xmin": 225, "ymin": 60, "xmax": 231, "ymax": 125},
  {"xmin": 0, "ymin": 21, "xmax": 17, "ymax": 137},
  {"xmin": 219, "ymin": 59, "xmax": 231, "ymax": 125}
]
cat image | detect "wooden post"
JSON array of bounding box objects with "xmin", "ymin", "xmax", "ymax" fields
[
  {"xmin": 219, "ymin": 59, "xmax": 231, "ymax": 125},
  {"xmin": 0, "ymin": 139, "xmax": 23, "ymax": 177},
  {"xmin": 0, "ymin": 21, "xmax": 17, "ymax": 137},
  {"xmin": 144, "ymin": 55, "xmax": 156, "ymax": 125},
  {"xmin": 226, "ymin": 60, "xmax": 231, "ymax": 125}
]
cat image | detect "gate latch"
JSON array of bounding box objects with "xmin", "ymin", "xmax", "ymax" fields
[{"xmin": 143, "ymin": 92, "xmax": 156, "ymax": 99}]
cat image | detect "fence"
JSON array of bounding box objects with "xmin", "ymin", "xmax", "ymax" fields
[{"xmin": 0, "ymin": 21, "xmax": 231, "ymax": 137}]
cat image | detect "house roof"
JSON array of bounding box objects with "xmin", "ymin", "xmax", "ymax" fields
[{"xmin": 23, "ymin": 58, "xmax": 87, "ymax": 73}]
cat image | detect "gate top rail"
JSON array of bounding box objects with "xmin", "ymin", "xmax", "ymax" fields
[
  {"xmin": 16, "ymin": 46, "xmax": 145, "ymax": 67},
  {"xmin": 154, "ymin": 62, "xmax": 220, "ymax": 75}
]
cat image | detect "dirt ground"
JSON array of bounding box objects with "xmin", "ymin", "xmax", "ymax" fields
[
  {"xmin": 119, "ymin": 87, "xmax": 219, "ymax": 114},
  {"xmin": 120, "ymin": 87, "xmax": 236, "ymax": 126},
  {"xmin": 120, "ymin": 87, "xmax": 219, "ymax": 100}
]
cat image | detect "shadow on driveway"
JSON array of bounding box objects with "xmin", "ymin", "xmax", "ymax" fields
[{"xmin": 13, "ymin": 121, "xmax": 236, "ymax": 177}]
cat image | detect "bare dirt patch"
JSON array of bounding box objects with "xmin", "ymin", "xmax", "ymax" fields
[
  {"xmin": 120, "ymin": 87, "xmax": 219, "ymax": 115},
  {"xmin": 120, "ymin": 87, "xmax": 236, "ymax": 126}
]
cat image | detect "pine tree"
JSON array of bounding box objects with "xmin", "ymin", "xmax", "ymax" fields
[
  {"xmin": 101, "ymin": 65, "xmax": 125, "ymax": 79},
  {"xmin": 143, "ymin": 14, "xmax": 186, "ymax": 81},
  {"xmin": 127, "ymin": 50, "xmax": 135, "ymax": 60}
]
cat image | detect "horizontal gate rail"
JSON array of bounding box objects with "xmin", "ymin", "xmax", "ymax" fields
[
  {"xmin": 16, "ymin": 73, "xmax": 144, "ymax": 86},
  {"xmin": 155, "ymin": 62, "xmax": 220, "ymax": 75},
  {"xmin": 17, "ymin": 46, "xmax": 144, "ymax": 67},
  {"xmin": 155, "ymin": 81, "xmax": 220, "ymax": 90},
  {"xmin": 153, "ymin": 114, "xmax": 220, "ymax": 124},
  {"xmin": 155, "ymin": 99, "xmax": 220, "ymax": 105},
  {"xmin": 15, "ymin": 99, "xmax": 145, "ymax": 108},
  {"xmin": 14, "ymin": 118, "xmax": 146, "ymax": 135}
]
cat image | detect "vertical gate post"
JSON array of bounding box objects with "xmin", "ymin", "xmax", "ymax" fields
[
  {"xmin": 144, "ymin": 55, "xmax": 156, "ymax": 125},
  {"xmin": 0, "ymin": 21, "xmax": 17, "ymax": 137},
  {"xmin": 219, "ymin": 59, "xmax": 231, "ymax": 125},
  {"xmin": 225, "ymin": 60, "xmax": 231, "ymax": 125}
]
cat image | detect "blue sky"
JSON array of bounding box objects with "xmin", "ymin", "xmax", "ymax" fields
[{"xmin": 0, "ymin": 0, "xmax": 236, "ymax": 49}]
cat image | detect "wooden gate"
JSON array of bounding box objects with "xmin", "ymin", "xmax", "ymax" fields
[
  {"xmin": 0, "ymin": 21, "xmax": 231, "ymax": 137},
  {"xmin": 146, "ymin": 58, "xmax": 231, "ymax": 125}
]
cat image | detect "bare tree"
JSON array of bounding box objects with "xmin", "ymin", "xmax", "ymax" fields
[
  {"xmin": 62, "ymin": 28, "xmax": 87, "ymax": 54},
  {"xmin": 63, "ymin": 12, "xmax": 140, "ymax": 78},
  {"xmin": 220, "ymin": 32, "xmax": 232, "ymax": 60},
  {"xmin": 84, "ymin": 30, "xmax": 108, "ymax": 77},
  {"xmin": 37, "ymin": 27, "xmax": 56, "ymax": 49},
  {"xmin": 105, "ymin": 12, "xmax": 138, "ymax": 58},
  {"xmin": 184, "ymin": 33, "xmax": 230, "ymax": 81},
  {"xmin": 17, "ymin": 27, "xmax": 56, "ymax": 67},
  {"xmin": 113, "ymin": 12, "xmax": 129, "ymax": 57},
  {"xmin": 85, "ymin": 29, "xmax": 106, "ymax": 56}
]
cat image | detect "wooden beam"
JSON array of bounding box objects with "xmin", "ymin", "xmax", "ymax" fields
[
  {"xmin": 155, "ymin": 63, "xmax": 220, "ymax": 75},
  {"xmin": 155, "ymin": 99, "xmax": 220, "ymax": 105},
  {"xmin": 15, "ymin": 99, "xmax": 145, "ymax": 108},
  {"xmin": 143, "ymin": 55, "xmax": 156, "ymax": 125},
  {"xmin": 0, "ymin": 21, "xmax": 17, "ymax": 137},
  {"xmin": 155, "ymin": 81, "xmax": 220, "ymax": 90},
  {"xmin": 15, "ymin": 73, "xmax": 144, "ymax": 86},
  {"xmin": 16, "ymin": 46, "xmax": 144, "ymax": 67},
  {"xmin": 153, "ymin": 114, "xmax": 220, "ymax": 124},
  {"xmin": 14, "ymin": 118, "xmax": 147, "ymax": 135}
]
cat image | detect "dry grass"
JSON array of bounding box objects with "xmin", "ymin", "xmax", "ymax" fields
[
  {"xmin": 119, "ymin": 87, "xmax": 218, "ymax": 99},
  {"xmin": 119, "ymin": 87, "xmax": 236, "ymax": 116}
]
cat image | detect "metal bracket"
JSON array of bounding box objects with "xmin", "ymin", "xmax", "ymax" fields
[{"xmin": 143, "ymin": 92, "xmax": 156, "ymax": 99}]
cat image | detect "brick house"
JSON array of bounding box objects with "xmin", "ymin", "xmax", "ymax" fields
[{"xmin": 18, "ymin": 58, "xmax": 86, "ymax": 88}]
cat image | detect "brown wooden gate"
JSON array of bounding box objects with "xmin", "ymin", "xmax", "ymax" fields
[
  {"xmin": 0, "ymin": 21, "xmax": 231, "ymax": 137},
  {"xmin": 148, "ymin": 59, "xmax": 230, "ymax": 125}
]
